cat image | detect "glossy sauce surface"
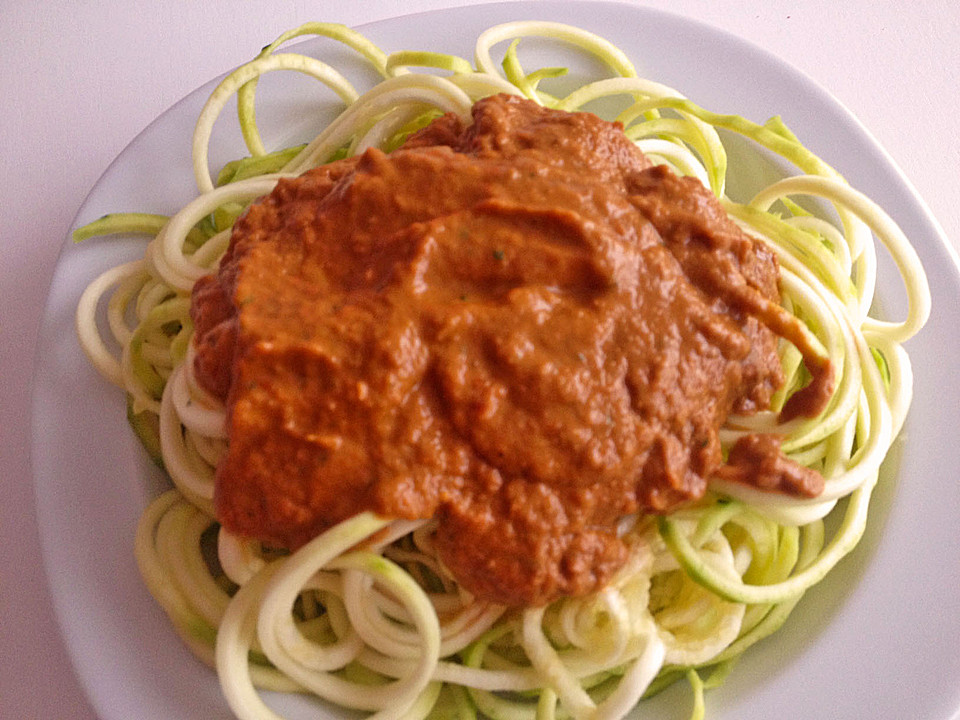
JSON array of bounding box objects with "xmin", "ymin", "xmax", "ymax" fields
[{"xmin": 191, "ymin": 95, "xmax": 828, "ymax": 606}]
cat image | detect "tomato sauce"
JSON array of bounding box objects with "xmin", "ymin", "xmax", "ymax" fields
[{"xmin": 190, "ymin": 94, "xmax": 830, "ymax": 606}]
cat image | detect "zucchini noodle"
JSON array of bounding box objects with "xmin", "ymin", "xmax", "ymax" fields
[{"xmin": 73, "ymin": 19, "xmax": 930, "ymax": 720}]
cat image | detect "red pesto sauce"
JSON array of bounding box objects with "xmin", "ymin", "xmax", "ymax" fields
[{"xmin": 191, "ymin": 94, "xmax": 832, "ymax": 607}]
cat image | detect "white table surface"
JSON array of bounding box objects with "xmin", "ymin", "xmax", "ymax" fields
[{"xmin": 3, "ymin": 1, "xmax": 958, "ymax": 717}]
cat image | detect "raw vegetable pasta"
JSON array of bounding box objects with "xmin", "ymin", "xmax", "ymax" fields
[{"xmin": 74, "ymin": 19, "xmax": 929, "ymax": 720}]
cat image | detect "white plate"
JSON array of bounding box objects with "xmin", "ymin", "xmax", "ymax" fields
[{"xmin": 31, "ymin": 2, "xmax": 960, "ymax": 719}]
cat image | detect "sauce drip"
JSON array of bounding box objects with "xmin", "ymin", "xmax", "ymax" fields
[{"xmin": 191, "ymin": 94, "xmax": 830, "ymax": 606}]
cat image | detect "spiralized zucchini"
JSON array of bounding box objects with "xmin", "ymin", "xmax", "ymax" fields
[{"xmin": 74, "ymin": 19, "xmax": 929, "ymax": 720}]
